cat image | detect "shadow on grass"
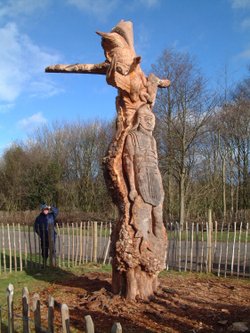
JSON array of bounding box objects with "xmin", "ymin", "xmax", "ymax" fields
[{"xmin": 1, "ymin": 253, "xmax": 112, "ymax": 293}]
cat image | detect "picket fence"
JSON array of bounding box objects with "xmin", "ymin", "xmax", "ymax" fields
[
  {"xmin": 2, "ymin": 283, "xmax": 122, "ymax": 333},
  {"xmin": 0, "ymin": 220, "xmax": 249, "ymax": 277}
]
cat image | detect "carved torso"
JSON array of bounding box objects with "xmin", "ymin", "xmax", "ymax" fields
[{"xmin": 127, "ymin": 128, "xmax": 163, "ymax": 206}]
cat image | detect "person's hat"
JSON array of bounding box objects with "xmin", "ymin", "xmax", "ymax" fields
[{"xmin": 40, "ymin": 203, "xmax": 50, "ymax": 211}]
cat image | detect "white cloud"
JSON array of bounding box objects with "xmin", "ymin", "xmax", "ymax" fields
[
  {"xmin": 67, "ymin": 0, "xmax": 119, "ymax": 19},
  {"xmin": 0, "ymin": 0, "xmax": 49, "ymax": 19},
  {"xmin": 231, "ymin": 0, "xmax": 250, "ymax": 8},
  {"xmin": 17, "ymin": 112, "xmax": 47, "ymax": 130},
  {"xmin": 0, "ymin": 22, "xmax": 62, "ymax": 103}
]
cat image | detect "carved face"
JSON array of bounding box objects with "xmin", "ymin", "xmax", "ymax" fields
[{"xmin": 138, "ymin": 108, "xmax": 155, "ymax": 132}]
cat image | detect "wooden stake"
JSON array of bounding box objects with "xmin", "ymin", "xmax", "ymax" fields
[
  {"xmin": 48, "ymin": 295, "xmax": 54, "ymax": 333},
  {"xmin": 6, "ymin": 283, "xmax": 14, "ymax": 333},
  {"xmin": 12, "ymin": 224, "xmax": 17, "ymax": 272},
  {"xmin": 22, "ymin": 287, "xmax": 30, "ymax": 333},
  {"xmin": 85, "ymin": 315, "xmax": 94, "ymax": 333},
  {"xmin": 32, "ymin": 293, "xmax": 41, "ymax": 333},
  {"xmin": 61, "ymin": 304, "xmax": 70, "ymax": 333},
  {"xmin": 111, "ymin": 322, "xmax": 122, "ymax": 333},
  {"xmin": 93, "ymin": 222, "xmax": 98, "ymax": 263},
  {"xmin": 231, "ymin": 222, "xmax": 237, "ymax": 276},
  {"xmin": 7, "ymin": 224, "xmax": 12, "ymax": 273},
  {"xmin": 237, "ymin": 222, "xmax": 242, "ymax": 277},
  {"xmin": 18, "ymin": 224, "xmax": 23, "ymax": 272},
  {"xmin": 2, "ymin": 224, "xmax": 6, "ymax": 272},
  {"xmin": 243, "ymin": 223, "xmax": 248, "ymax": 277}
]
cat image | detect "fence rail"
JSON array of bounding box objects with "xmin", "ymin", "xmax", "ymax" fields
[{"xmin": 0, "ymin": 221, "xmax": 249, "ymax": 278}]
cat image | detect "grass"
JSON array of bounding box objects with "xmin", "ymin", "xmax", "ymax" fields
[
  {"xmin": 0, "ymin": 263, "xmax": 112, "ymax": 304},
  {"xmin": 168, "ymin": 230, "xmax": 250, "ymax": 242}
]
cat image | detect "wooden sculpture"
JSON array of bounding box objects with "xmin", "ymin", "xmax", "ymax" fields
[{"xmin": 46, "ymin": 20, "xmax": 170, "ymax": 300}]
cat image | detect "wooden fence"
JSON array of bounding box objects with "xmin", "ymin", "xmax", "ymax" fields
[
  {"xmin": 166, "ymin": 220, "xmax": 250, "ymax": 277},
  {"xmin": 0, "ymin": 221, "xmax": 249, "ymax": 277},
  {"xmin": 0, "ymin": 222, "xmax": 112, "ymax": 273},
  {"xmin": 2, "ymin": 283, "xmax": 122, "ymax": 332}
]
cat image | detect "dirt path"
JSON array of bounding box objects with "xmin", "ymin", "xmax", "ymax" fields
[{"xmin": 36, "ymin": 271, "xmax": 250, "ymax": 332}]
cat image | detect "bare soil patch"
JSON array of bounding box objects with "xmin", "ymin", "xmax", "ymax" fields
[{"xmin": 37, "ymin": 271, "xmax": 250, "ymax": 333}]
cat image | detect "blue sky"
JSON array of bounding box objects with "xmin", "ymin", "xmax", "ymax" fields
[{"xmin": 0, "ymin": 0, "xmax": 250, "ymax": 155}]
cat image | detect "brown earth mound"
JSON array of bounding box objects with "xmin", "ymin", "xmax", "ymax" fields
[{"xmin": 33, "ymin": 271, "xmax": 250, "ymax": 333}]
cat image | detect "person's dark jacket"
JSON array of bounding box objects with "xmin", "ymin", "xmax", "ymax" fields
[{"xmin": 34, "ymin": 207, "xmax": 59, "ymax": 239}]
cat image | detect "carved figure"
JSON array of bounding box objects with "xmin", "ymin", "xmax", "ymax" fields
[
  {"xmin": 45, "ymin": 20, "xmax": 169, "ymax": 300},
  {"xmin": 123, "ymin": 105, "xmax": 165, "ymax": 238}
]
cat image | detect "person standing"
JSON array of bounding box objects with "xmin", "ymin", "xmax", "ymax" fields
[{"xmin": 34, "ymin": 204, "xmax": 59, "ymax": 266}]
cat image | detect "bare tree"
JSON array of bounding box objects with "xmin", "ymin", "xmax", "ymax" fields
[{"xmin": 152, "ymin": 49, "xmax": 216, "ymax": 225}]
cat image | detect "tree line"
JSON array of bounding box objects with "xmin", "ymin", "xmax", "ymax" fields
[{"xmin": 0, "ymin": 48, "xmax": 249, "ymax": 223}]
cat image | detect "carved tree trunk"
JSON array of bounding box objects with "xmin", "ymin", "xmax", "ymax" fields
[
  {"xmin": 103, "ymin": 105, "xmax": 168, "ymax": 300},
  {"xmin": 45, "ymin": 19, "xmax": 169, "ymax": 300}
]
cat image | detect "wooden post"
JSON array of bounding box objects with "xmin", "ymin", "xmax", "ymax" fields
[
  {"xmin": 24, "ymin": 225, "xmax": 28, "ymax": 269},
  {"xmin": 231, "ymin": 222, "xmax": 237, "ymax": 276},
  {"xmin": 12, "ymin": 224, "xmax": 17, "ymax": 272},
  {"xmin": 195, "ymin": 223, "xmax": 199, "ymax": 272},
  {"xmin": 170, "ymin": 222, "xmax": 175, "ymax": 270},
  {"xmin": 93, "ymin": 222, "xmax": 98, "ymax": 263},
  {"xmin": 28, "ymin": 225, "xmax": 33, "ymax": 270},
  {"xmin": 83, "ymin": 222, "xmax": 86, "ymax": 264},
  {"xmin": 218, "ymin": 222, "xmax": 224, "ymax": 277},
  {"xmin": 214, "ymin": 221, "xmax": 218, "ymax": 261},
  {"xmin": 111, "ymin": 322, "xmax": 122, "ymax": 333},
  {"xmin": 75, "ymin": 223, "xmax": 79, "ymax": 266},
  {"xmin": 7, "ymin": 224, "xmax": 12, "ymax": 273},
  {"xmin": 243, "ymin": 223, "xmax": 249, "ymax": 277},
  {"xmin": 224, "ymin": 223, "xmax": 231, "ymax": 277},
  {"xmin": 207, "ymin": 209, "xmax": 212, "ymax": 273},
  {"xmin": 18, "ymin": 224, "xmax": 23, "ymax": 271},
  {"xmin": 61, "ymin": 304, "xmax": 70, "ymax": 333},
  {"xmin": 103, "ymin": 238, "xmax": 111, "ymax": 265},
  {"xmin": 90, "ymin": 222, "xmax": 93, "ymax": 262},
  {"xmin": 72, "ymin": 223, "xmax": 75, "ymax": 266},
  {"xmin": 99, "ymin": 221, "xmax": 103, "ymax": 261},
  {"xmin": 190, "ymin": 223, "xmax": 194, "ymax": 272},
  {"xmin": 6, "ymin": 283, "xmax": 14, "ymax": 333},
  {"xmin": 178, "ymin": 223, "xmax": 182, "ymax": 271},
  {"xmin": 165, "ymin": 222, "xmax": 170, "ymax": 271},
  {"xmin": 79, "ymin": 222, "xmax": 83, "ymax": 265},
  {"xmin": 22, "ymin": 287, "xmax": 30, "ymax": 333},
  {"xmin": 67, "ymin": 223, "xmax": 70, "ymax": 267},
  {"xmin": 32, "ymin": 293, "xmax": 41, "ymax": 333},
  {"xmin": 237, "ymin": 222, "xmax": 242, "ymax": 277},
  {"xmin": 62, "ymin": 223, "xmax": 65, "ymax": 267},
  {"xmin": 56, "ymin": 224, "xmax": 61, "ymax": 267},
  {"xmin": 86, "ymin": 221, "xmax": 90, "ymax": 263},
  {"xmin": 48, "ymin": 295, "xmax": 54, "ymax": 333},
  {"xmin": 200, "ymin": 222, "xmax": 204, "ymax": 272},
  {"xmin": 184, "ymin": 222, "xmax": 188, "ymax": 272},
  {"xmin": 85, "ymin": 315, "xmax": 94, "ymax": 333},
  {"xmin": 2, "ymin": 225, "xmax": 6, "ymax": 272}
]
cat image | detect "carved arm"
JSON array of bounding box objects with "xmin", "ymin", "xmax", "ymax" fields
[{"xmin": 45, "ymin": 61, "xmax": 109, "ymax": 74}]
